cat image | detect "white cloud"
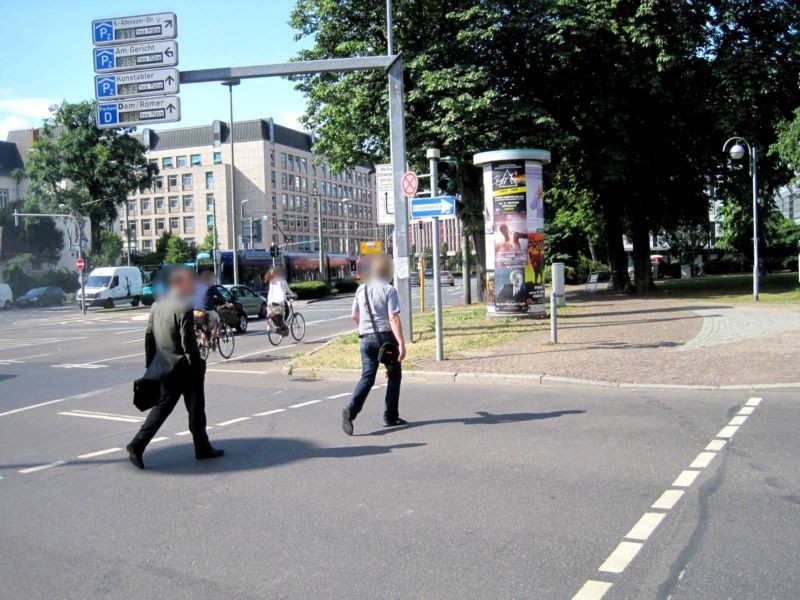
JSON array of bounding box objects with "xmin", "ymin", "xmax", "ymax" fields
[
  {"xmin": 0, "ymin": 97, "xmax": 58, "ymax": 139},
  {"xmin": 276, "ymin": 110, "xmax": 309, "ymax": 133}
]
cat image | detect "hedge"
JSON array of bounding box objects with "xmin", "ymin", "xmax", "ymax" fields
[
  {"xmin": 334, "ymin": 278, "xmax": 360, "ymax": 293},
  {"xmin": 291, "ymin": 280, "xmax": 331, "ymax": 299}
]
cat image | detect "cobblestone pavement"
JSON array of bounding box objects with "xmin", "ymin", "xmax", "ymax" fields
[{"xmin": 417, "ymin": 292, "xmax": 800, "ymax": 386}]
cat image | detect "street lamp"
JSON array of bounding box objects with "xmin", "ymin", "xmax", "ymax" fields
[
  {"xmin": 342, "ymin": 197, "xmax": 351, "ymax": 257},
  {"xmin": 313, "ymin": 192, "xmax": 326, "ymax": 281},
  {"xmin": 722, "ymin": 136, "xmax": 759, "ymax": 301},
  {"xmin": 222, "ymin": 78, "xmax": 241, "ymax": 284}
]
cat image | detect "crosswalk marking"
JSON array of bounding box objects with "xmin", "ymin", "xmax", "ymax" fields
[
  {"xmin": 59, "ymin": 410, "xmax": 142, "ymax": 423},
  {"xmin": 53, "ymin": 364, "xmax": 107, "ymax": 369},
  {"xmin": 0, "ymin": 337, "xmax": 84, "ymax": 351}
]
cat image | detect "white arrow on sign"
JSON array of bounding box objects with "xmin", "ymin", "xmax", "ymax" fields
[{"xmin": 413, "ymin": 196, "xmax": 455, "ymax": 215}]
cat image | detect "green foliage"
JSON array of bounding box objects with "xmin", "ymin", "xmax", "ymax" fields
[
  {"xmin": 197, "ymin": 231, "xmax": 216, "ymax": 253},
  {"xmin": 0, "ymin": 204, "xmax": 64, "ymax": 262},
  {"xmin": 291, "ymin": 280, "xmax": 331, "ymax": 299},
  {"xmin": 38, "ymin": 269, "xmax": 80, "ymax": 294},
  {"xmin": 5, "ymin": 253, "xmax": 36, "ymax": 296},
  {"xmin": 88, "ymin": 230, "xmax": 123, "ymax": 267},
  {"xmin": 334, "ymin": 278, "xmax": 359, "ymax": 293},
  {"xmin": 164, "ymin": 236, "xmax": 194, "ymax": 264},
  {"xmin": 773, "ymin": 106, "xmax": 800, "ymax": 176},
  {"xmin": 23, "ymin": 101, "xmax": 156, "ymax": 254}
]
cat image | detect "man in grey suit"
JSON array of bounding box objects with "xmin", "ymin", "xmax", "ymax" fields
[{"xmin": 127, "ymin": 266, "xmax": 223, "ymax": 469}]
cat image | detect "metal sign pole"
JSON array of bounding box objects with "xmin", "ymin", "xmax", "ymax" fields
[
  {"xmin": 78, "ymin": 220, "xmax": 86, "ymax": 315},
  {"xmin": 428, "ymin": 148, "xmax": 443, "ymax": 361}
]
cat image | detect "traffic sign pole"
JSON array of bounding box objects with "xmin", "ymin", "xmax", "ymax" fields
[{"xmin": 427, "ymin": 148, "xmax": 444, "ymax": 361}]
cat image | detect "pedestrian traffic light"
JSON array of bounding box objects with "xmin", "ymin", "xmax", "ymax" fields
[
  {"xmin": 270, "ymin": 243, "xmax": 278, "ymax": 257},
  {"xmin": 438, "ymin": 156, "xmax": 459, "ymax": 196}
]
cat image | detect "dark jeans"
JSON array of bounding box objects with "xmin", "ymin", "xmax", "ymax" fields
[
  {"xmin": 347, "ymin": 333, "xmax": 402, "ymax": 422},
  {"xmin": 129, "ymin": 364, "xmax": 210, "ymax": 453}
]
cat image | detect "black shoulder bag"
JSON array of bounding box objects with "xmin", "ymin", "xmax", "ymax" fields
[{"xmin": 362, "ymin": 286, "xmax": 400, "ymax": 365}]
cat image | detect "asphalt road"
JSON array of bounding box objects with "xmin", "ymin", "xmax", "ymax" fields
[{"xmin": 1, "ymin": 281, "xmax": 797, "ymax": 599}]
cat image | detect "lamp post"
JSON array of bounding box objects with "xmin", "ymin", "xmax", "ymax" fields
[
  {"xmin": 342, "ymin": 197, "xmax": 351, "ymax": 257},
  {"xmin": 722, "ymin": 137, "xmax": 759, "ymax": 301},
  {"xmin": 222, "ymin": 78, "xmax": 241, "ymax": 284},
  {"xmin": 314, "ymin": 192, "xmax": 326, "ymax": 281}
]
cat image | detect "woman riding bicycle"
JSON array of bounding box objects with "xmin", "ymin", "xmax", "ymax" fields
[{"xmin": 265, "ymin": 267, "xmax": 296, "ymax": 335}]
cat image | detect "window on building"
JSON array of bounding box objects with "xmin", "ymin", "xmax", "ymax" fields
[
  {"xmin": 270, "ymin": 150, "xmax": 275, "ymax": 167},
  {"xmin": 153, "ymin": 177, "xmax": 164, "ymax": 191},
  {"xmin": 162, "ymin": 157, "xmax": 173, "ymax": 169},
  {"xmin": 155, "ymin": 197, "xmax": 165, "ymax": 211},
  {"xmin": 167, "ymin": 175, "xmax": 178, "ymax": 190},
  {"xmin": 207, "ymin": 215, "xmax": 215, "ymax": 231},
  {"xmin": 213, "ymin": 152, "xmax": 222, "ymax": 165},
  {"xmin": 288, "ymin": 174, "xmax": 295, "ymax": 191},
  {"xmin": 0, "ymin": 188, "xmax": 9, "ymax": 207},
  {"xmin": 282, "ymin": 194, "xmax": 288, "ymax": 210},
  {"xmin": 177, "ymin": 156, "xmax": 187, "ymax": 168},
  {"xmin": 190, "ymin": 154, "xmax": 201, "ymax": 166},
  {"xmin": 271, "ymin": 194, "xmax": 277, "ymax": 209},
  {"xmin": 301, "ymin": 177, "xmax": 308, "ymax": 192},
  {"xmin": 206, "ymin": 194, "xmax": 215, "ymax": 211},
  {"xmin": 183, "ymin": 195, "xmax": 193, "ymax": 209},
  {"xmin": 184, "ymin": 216, "xmax": 194, "ymax": 232},
  {"xmin": 281, "ymin": 174, "xmax": 287, "ymax": 190},
  {"xmin": 182, "ymin": 174, "xmax": 192, "ymax": 189},
  {"xmin": 142, "ymin": 220, "xmax": 152, "ymax": 233},
  {"xmin": 169, "ymin": 196, "xmax": 179, "ymax": 211},
  {"xmin": 141, "ymin": 198, "xmax": 152, "ymax": 213},
  {"xmin": 300, "ymin": 158, "xmax": 307, "ymax": 173},
  {"xmin": 288, "ymin": 155, "xmax": 295, "ymax": 171},
  {"xmin": 271, "ymin": 170, "xmax": 276, "ymax": 186},
  {"xmin": 280, "ymin": 153, "xmax": 287, "ymax": 169},
  {"xmin": 127, "ymin": 200, "xmax": 137, "ymax": 214},
  {"xmin": 143, "ymin": 239, "xmax": 153, "ymax": 251},
  {"xmin": 205, "ymin": 172, "xmax": 214, "ymax": 189},
  {"xmin": 149, "ymin": 159, "xmax": 158, "ymax": 170},
  {"xmin": 155, "ymin": 218, "xmax": 165, "ymax": 232},
  {"xmin": 169, "ymin": 217, "xmax": 180, "ymax": 231}
]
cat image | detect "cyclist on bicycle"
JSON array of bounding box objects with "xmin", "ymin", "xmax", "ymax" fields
[
  {"xmin": 195, "ymin": 270, "xmax": 228, "ymax": 337},
  {"xmin": 265, "ymin": 267, "xmax": 296, "ymax": 335}
]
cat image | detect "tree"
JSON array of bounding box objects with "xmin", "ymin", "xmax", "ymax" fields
[
  {"xmin": 89, "ymin": 230, "xmax": 123, "ymax": 267},
  {"xmin": 773, "ymin": 106, "xmax": 800, "ymax": 174},
  {"xmin": 5, "ymin": 253, "xmax": 36, "ymax": 296},
  {"xmin": 22, "ymin": 101, "xmax": 156, "ymax": 254},
  {"xmin": 164, "ymin": 236, "xmax": 193, "ymax": 264},
  {"xmin": 0, "ymin": 202, "xmax": 64, "ymax": 262},
  {"xmin": 197, "ymin": 231, "xmax": 216, "ymax": 253},
  {"xmin": 155, "ymin": 231, "xmax": 174, "ymax": 261}
]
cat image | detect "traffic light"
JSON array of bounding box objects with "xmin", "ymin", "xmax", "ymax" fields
[
  {"xmin": 270, "ymin": 243, "xmax": 278, "ymax": 257},
  {"xmin": 438, "ymin": 156, "xmax": 459, "ymax": 196}
]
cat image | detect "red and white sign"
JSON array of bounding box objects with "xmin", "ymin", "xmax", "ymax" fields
[
  {"xmin": 76, "ymin": 258, "xmax": 85, "ymax": 271},
  {"xmin": 401, "ymin": 171, "xmax": 419, "ymax": 197}
]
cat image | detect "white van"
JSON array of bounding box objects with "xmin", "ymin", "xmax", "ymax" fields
[
  {"xmin": 0, "ymin": 283, "xmax": 12, "ymax": 310},
  {"xmin": 76, "ymin": 266, "xmax": 143, "ymax": 308}
]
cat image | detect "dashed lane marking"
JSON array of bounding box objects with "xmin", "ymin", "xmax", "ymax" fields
[
  {"xmin": 217, "ymin": 417, "xmax": 250, "ymax": 426},
  {"xmin": 572, "ymin": 580, "xmax": 613, "ymax": 600},
  {"xmin": 745, "ymin": 397, "xmax": 762, "ymax": 407},
  {"xmin": 53, "ymin": 363, "xmax": 107, "ymax": 369},
  {"xmin": 728, "ymin": 415, "xmax": 748, "ymax": 426},
  {"xmin": 0, "ymin": 336, "xmax": 86, "ymax": 351},
  {"xmin": 689, "ymin": 451, "xmax": 716, "ymax": 469},
  {"xmin": 326, "ymin": 392, "xmax": 350, "ymax": 399},
  {"xmin": 625, "ymin": 512, "xmax": 666, "ymax": 541},
  {"xmin": 19, "ymin": 460, "xmax": 67, "ymax": 474},
  {"xmin": 150, "ymin": 437, "xmax": 169, "ymax": 443},
  {"xmin": 0, "ymin": 387, "xmax": 111, "ymax": 417},
  {"xmin": 78, "ymin": 448, "xmax": 122, "ymax": 459},
  {"xmin": 58, "ymin": 410, "xmax": 143, "ymax": 423},
  {"xmin": 598, "ymin": 542, "xmax": 643, "ymax": 574},
  {"xmin": 705, "ymin": 439, "xmax": 727, "ymax": 451},
  {"xmin": 0, "ymin": 352, "xmax": 53, "ymax": 365},
  {"xmin": 738, "ymin": 406, "xmax": 756, "ymax": 415},
  {"xmin": 672, "ymin": 470, "xmax": 701, "ymax": 487},
  {"xmin": 253, "ymin": 408, "xmax": 287, "ymax": 417},
  {"xmin": 716, "ymin": 425, "xmax": 739, "ymax": 439},
  {"xmin": 651, "ymin": 489, "xmax": 684, "ymax": 511}
]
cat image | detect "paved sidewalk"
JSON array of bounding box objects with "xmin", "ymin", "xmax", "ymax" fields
[{"xmin": 415, "ymin": 292, "xmax": 800, "ymax": 386}]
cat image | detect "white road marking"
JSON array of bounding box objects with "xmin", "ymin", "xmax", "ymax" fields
[
  {"xmin": 705, "ymin": 439, "xmax": 727, "ymax": 451},
  {"xmin": 0, "ymin": 387, "xmax": 111, "ymax": 417},
  {"xmin": 652, "ymin": 489, "xmax": 684, "ymax": 510},
  {"xmin": 625, "ymin": 512, "xmax": 666, "ymax": 541},
  {"xmin": 689, "ymin": 451, "xmax": 717, "ymax": 469},
  {"xmin": 0, "ymin": 352, "xmax": 53, "ymax": 365},
  {"xmin": 728, "ymin": 415, "xmax": 748, "ymax": 426},
  {"xmin": 326, "ymin": 392, "xmax": 350, "ymax": 399},
  {"xmin": 122, "ymin": 338, "xmax": 143, "ymax": 344},
  {"xmin": 289, "ymin": 400, "xmax": 322, "ymax": 408},
  {"xmin": 53, "ymin": 363, "xmax": 107, "ymax": 369},
  {"xmin": 304, "ymin": 315, "xmax": 353, "ymax": 325},
  {"xmin": 598, "ymin": 541, "xmax": 643, "ymax": 574},
  {"xmin": 58, "ymin": 411, "xmax": 142, "ymax": 423},
  {"xmin": 113, "ymin": 328, "xmax": 143, "ymax": 335},
  {"xmin": 78, "ymin": 448, "xmax": 122, "ymax": 459},
  {"xmin": 253, "ymin": 408, "xmax": 287, "ymax": 416},
  {"xmin": 150, "ymin": 437, "xmax": 169, "ymax": 443},
  {"xmin": 175, "ymin": 430, "xmax": 191, "ymax": 436},
  {"xmin": 0, "ymin": 336, "xmax": 85, "ymax": 351},
  {"xmin": 745, "ymin": 397, "xmax": 762, "ymax": 407},
  {"xmin": 20, "ymin": 460, "xmax": 67, "ymax": 474},
  {"xmin": 86, "ymin": 352, "xmax": 146, "ymax": 365},
  {"xmin": 206, "ymin": 329, "xmax": 354, "ymax": 366},
  {"xmin": 716, "ymin": 425, "xmax": 739, "ymax": 439},
  {"xmin": 672, "ymin": 470, "xmax": 701, "ymax": 487},
  {"xmin": 572, "ymin": 580, "xmax": 613, "ymax": 600},
  {"xmin": 738, "ymin": 406, "xmax": 756, "ymax": 415},
  {"xmin": 217, "ymin": 417, "xmax": 250, "ymax": 426},
  {"xmin": 207, "ymin": 368, "xmax": 267, "ymax": 375}
]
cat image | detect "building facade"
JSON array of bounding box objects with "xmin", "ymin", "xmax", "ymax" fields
[
  {"xmin": 123, "ymin": 118, "xmax": 378, "ymax": 257},
  {"xmin": 776, "ymin": 183, "xmax": 800, "ymax": 225}
]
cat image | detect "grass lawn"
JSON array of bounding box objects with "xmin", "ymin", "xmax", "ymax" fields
[
  {"xmin": 655, "ymin": 272, "xmax": 800, "ymax": 303},
  {"xmin": 292, "ymin": 304, "xmax": 561, "ymax": 371}
]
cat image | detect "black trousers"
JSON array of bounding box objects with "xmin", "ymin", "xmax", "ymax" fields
[{"xmin": 130, "ymin": 365, "xmax": 210, "ymax": 453}]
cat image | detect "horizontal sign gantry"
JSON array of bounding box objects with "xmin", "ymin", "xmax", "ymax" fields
[
  {"xmin": 92, "ymin": 12, "xmax": 177, "ymax": 46},
  {"xmin": 96, "ymin": 96, "xmax": 181, "ymax": 129},
  {"xmin": 94, "ymin": 40, "xmax": 178, "ymax": 74},
  {"xmin": 95, "ymin": 68, "xmax": 179, "ymax": 100}
]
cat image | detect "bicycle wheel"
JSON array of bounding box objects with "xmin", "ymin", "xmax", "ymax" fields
[
  {"xmin": 290, "ymin": 312, "xmax": 306, "ymax": 341},
  {"xmin": 267, "ymin": 321, "xmax": 284, "ymax": 346},
  {"xmin": 217, "ymin": 323, "xmax": 236, "ymax": 359},
  {"xmin": 196, "ymin": 327, "xmax": 209, "ymax": 360}
]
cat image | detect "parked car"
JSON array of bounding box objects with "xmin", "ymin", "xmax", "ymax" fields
[
  {"xmin": 440, "ymin": 271, "xmax": 455, "ymax": 286},
  {"xmin": 225, "ymin": 285, "xmax": 268, "ymax": 319},
  {"xmin": 409, "ymin": 272, "xmax": 420, "ymax": 286},
  {"xmin": 424, "ymin": 269, "xmax": 433, "ymax": 278},
  {"xmin": 0, "ymin": 283, "xmax": 12, "ymax": 310},
  {"xmin": 76, "ymin": 266, "xmax": 143, "ymax": 308},
  {"xmin": 16, "ymin": 287, "xmax": 67, "ymax": 307}
]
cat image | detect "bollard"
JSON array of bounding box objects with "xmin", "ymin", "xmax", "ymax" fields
[
  {"xmin": 552, "ymin": 262, "xmax": 566, "ymax": 307},
  {"xmin": 550, "ymin": 292, "xmax": 558, "ymax": 344}
]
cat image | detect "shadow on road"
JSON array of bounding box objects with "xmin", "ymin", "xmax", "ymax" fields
[
  {"xmin": 364, "ymin": 409, "xmax": 585, "ymax": 436},
  {"xmin": 139, "ymin": 437, "xmax": 426, "ymax": 474}
]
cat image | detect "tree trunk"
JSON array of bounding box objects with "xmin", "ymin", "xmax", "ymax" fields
[
  {"xmin": 462, "ymin": 222, "xmax": 472, "ymax": 304},
  {"xmin": 631, "ymin": 212, "xmax": 653, "ymax": 293},
  {"xmin": 601, "ymin": 196, "xmax": 629, "ymax": 290},
  {"xmin": 471, "ymin": 231, "xmax": 486, "ymax": 302}
]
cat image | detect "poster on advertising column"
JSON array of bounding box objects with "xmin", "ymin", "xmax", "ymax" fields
[
  {"xmin": 524, "ymin": 162, "xmax": 545, "ymax": 307},
  {"xmin": 489, "ymin": 161, "xmax": 530, "ymax": 314}
]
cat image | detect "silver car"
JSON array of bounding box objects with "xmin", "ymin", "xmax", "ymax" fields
[
  {"xmin": 225, "ymin": 285, "xmax": 268, "ymax": 319},
  {"xmin": 439, "ymin": 271, "xmax": 455, "ymax": 286}
]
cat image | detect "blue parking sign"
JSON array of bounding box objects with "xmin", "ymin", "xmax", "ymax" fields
[
  {"xmin": 97, "ymin": 103, "xmax": 118, "ymax": 127},
  {"xmin": 95, "ymin": 76, "xmax": 117, "ymax": 98},
  {"xmin": 94, "ymin": 48, "xmax": 115, "ymax": 72}
]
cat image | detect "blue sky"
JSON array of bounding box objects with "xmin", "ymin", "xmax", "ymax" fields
[{"xmin": 0, "ymin": 0, "xmax": 314, "ymax": 139}]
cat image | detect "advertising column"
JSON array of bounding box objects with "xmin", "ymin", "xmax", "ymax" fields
[{"xmin": 473, "ymin": 149, "xmax": 551, "ymax": 316}]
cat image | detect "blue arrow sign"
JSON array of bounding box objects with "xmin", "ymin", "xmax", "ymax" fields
[{"xmin": 411, "ymin": 195, "xmax": 456, "ymax": 219}]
